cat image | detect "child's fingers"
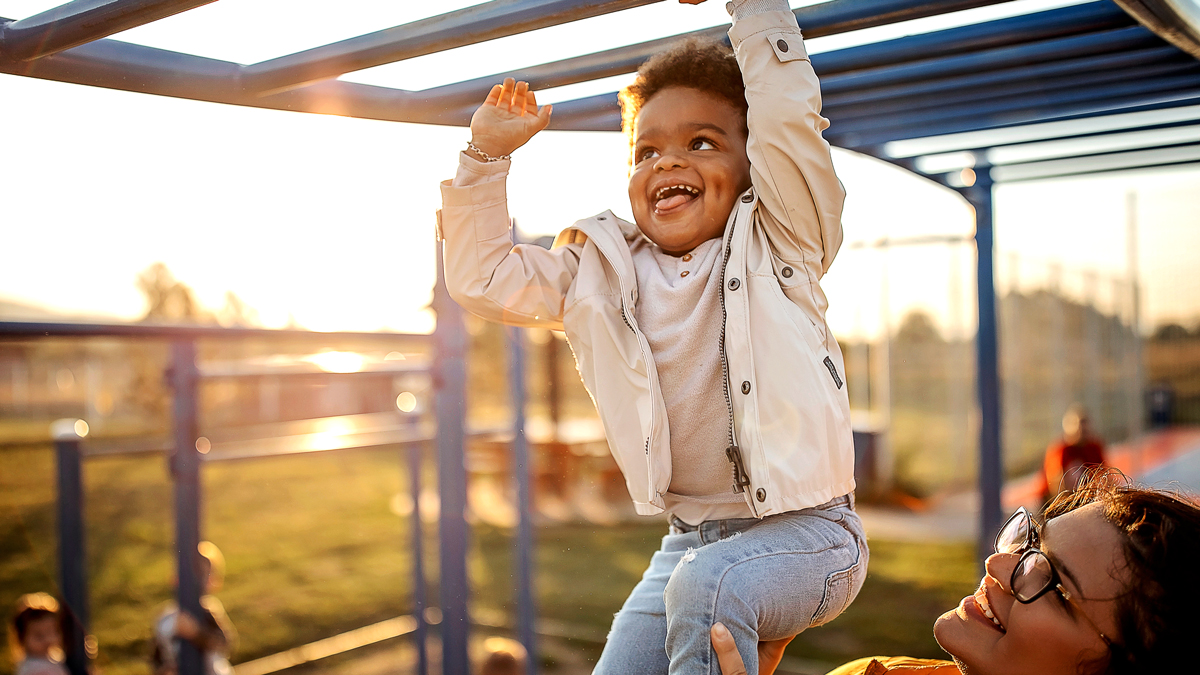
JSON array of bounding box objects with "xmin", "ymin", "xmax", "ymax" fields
[
  {"xmin": 535, "ymin": 102, "xmax": 553, "ymax": 131},
  {"xmin": 499, "ymin": 77, "xmax": 516, "ymax": 109},
  {"xmin": 513, "ymin": 80, "xmax": 531, "ymax": 115},
  {"xmin": 484, "ymin": 83, "xmax": 503, "ymax": 106},
  {"xmin": 525, "ymin": 88, "xmax": 541, "ymax": 115}
]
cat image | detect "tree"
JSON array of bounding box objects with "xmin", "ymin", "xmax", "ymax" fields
[
  {"xmin": 217, "ymin": 291, "xmax": 260, "ymax": 327},
  {"xmin": 1152, "ymin": 323, "xmax": 1190, "ymax": 342},
  {"xmin": 895, "ymin": 309, "xmax": 944, "ymax": 344},
  {"xmin": 136, "ymin": 262, "xmax": 209, "ymax": 323}
]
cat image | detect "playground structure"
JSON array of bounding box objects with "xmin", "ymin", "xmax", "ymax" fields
[{"xmin": 4, "ymin": 0, "xmax": 1200, "ymax": 674}]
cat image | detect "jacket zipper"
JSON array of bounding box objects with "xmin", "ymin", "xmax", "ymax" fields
[
  {"xmin": 587, "ymin": 224, "xmax": 659, "ymax": 499},
  {"xmin": 718, "ymin": 220, "xmax": 751, "ymax": 495}
]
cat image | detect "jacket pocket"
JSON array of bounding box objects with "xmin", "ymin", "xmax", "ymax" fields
[{"xmin": 766, "ymin": 279, "xmax": 824, "ymax": 358}]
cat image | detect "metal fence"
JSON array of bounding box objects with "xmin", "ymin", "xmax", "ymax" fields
[{"xmin": 0, "ymin": 258, "xmax": 537, "ymax": 675}]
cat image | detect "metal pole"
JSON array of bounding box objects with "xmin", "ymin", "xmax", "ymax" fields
[
  {"xmin": 1126, "ymin": 189, "xmax": 1145, "ymax": 472},
  {"xmin": 169, "ymin": 340, "xmax": 204, "ymax": 675},
  {"xmin": 964, "ymin": 166, "xmax": 1003, "ymax": 566},
  {"xmin": 408, "ymin": 444, "xmax": 428, "ymax": 675},
  {"xmin": 507, "ymin": 326, "xmax": 538, "ymax": 675},
  {"xmin": 52, "ymin": 418, "xmax": 91, "ymax": 675},
  {"xmin": 433, "ymin": 241, "xmax": 471, "ymax": 675}
]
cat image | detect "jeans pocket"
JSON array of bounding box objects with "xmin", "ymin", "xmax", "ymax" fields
[{"xmin": 808, "ymin": 539, "xmax": 867, "ymax": 628}]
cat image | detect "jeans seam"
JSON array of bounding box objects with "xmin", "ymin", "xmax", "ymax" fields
[{"xmin": 702, "ymin": 545, "xmax": 843, "ymax": 675}]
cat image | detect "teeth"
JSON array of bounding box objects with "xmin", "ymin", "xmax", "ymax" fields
[
  {"xmin": 655, "ymin": 185, "xmax": 699, "ymax": 199},
  {"xmin": 977, "ymin": 589, "xmax": 1004, "ymax": 629}
]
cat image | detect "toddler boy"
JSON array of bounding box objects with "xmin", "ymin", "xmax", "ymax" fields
[{"xmin": 439, "ymin": 1, "xmax": 865, "ymax": 672}]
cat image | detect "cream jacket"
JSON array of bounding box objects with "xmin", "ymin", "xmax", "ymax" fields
[{"xmin": 439, "ymin": 10, "xmax": 853, "ymax": 517}]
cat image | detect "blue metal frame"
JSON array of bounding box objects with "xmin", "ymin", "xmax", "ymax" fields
[
  {"xmin": 507, "ymin": 326, "xmax": 538, "ymax": 675},
  {"xmin": 962, "ymin": 168, "xmax": 1004, "ymax": 565},
  {"xmin": 169, "ymin": 340, "xmax": 205, "ymax": 675},
  {"xmin": 0, "ymin": 0, "xmax": 216, "ymax": 61},
  {"xmin": 4, "ymin": 319, "xmax": 447, "ymax": 675},
  {"xmin": 54, "ymin": 427, "xmax": 91, "ymax": 675},
  {"xmin": 7, "ymin": 0, "xmax": 1200, "ymax": 657},
  {"xmin": 242, "ymin": 0, "xmax": 664, "ymax": 96},
  {"xmin": 432, "ymin": 247, "xmax": 471, "ymax": 675}
]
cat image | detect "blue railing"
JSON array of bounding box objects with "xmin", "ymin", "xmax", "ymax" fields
[{"xmin": 0, "ymin": 262, "xmax": 537, "ymax": 675}]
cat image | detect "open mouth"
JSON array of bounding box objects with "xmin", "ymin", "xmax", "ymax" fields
[
  {"xmin": 653, "ymin": 184, "xmax": 700, "ymax": 214},
  {"xmin": 974, "ymin": 585, "xmax": 1006, "ymax": 633}
]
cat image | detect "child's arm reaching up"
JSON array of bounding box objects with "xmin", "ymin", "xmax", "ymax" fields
[
  {"xmin": 730, "ymin": 0, "xmax": 846, "ymax": 279},
  {"xmin": 439, "ymin": 80, "xmax": 583, "ymax": 329}
]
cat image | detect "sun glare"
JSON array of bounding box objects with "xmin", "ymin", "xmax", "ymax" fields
[{"xmin": 305, "ymin": 351, "xmax": 366, "ymax": 373}]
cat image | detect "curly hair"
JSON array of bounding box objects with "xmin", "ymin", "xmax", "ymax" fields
[
  {"xmin": 1043, "ymin": 469, "xmax": 1200, "ymax": 674},
  {"xmin": 618, "ymin": 37, "xmax": 747, "ymax": 151}
]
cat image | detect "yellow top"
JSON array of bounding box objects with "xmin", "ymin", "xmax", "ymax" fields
[{"xmin": 825, "ymin": 656, "xmax": 960, "ymax": 675}]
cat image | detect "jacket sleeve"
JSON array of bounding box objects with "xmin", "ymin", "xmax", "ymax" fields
[
  {"xmin": 729, "ymin": 9, "xmax": 846, "ymax": 277},
  {"xmin": 438, "ymin": 154, "xmax": 582, "ymax": 329}
]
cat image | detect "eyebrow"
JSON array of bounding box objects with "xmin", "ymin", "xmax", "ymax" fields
[
  {"xmin": 1040, "ymin": 523, "xmax": 1086, "ymax": 599},
  {"xmin": 636, "ymin": 121, "xmax": 731, "ymax": 141}
]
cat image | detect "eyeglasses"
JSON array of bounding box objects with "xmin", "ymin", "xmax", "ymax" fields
[{"xmin": 994, "ymin": 507, "xmax": 1114, "ymax": 648}]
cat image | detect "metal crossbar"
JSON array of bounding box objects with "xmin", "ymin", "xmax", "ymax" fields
[{"xmin": 5, "ymin": 1, "xmax": 1200, "ymax": 673}]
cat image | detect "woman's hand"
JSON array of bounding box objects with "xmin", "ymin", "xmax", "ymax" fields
[
  {"xmin": 711, "ymin": 623, "xmax": 796, "ymax": 675},
  {"xmin": 468, "ymin": 78, "xmax": 552, "ymax": 160}
]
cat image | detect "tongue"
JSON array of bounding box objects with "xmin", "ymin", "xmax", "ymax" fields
[{"xmin": 656, "ymin": 194, "xmax": 693, "ymax": 211}]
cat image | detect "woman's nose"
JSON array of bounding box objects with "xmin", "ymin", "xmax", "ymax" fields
[{"xmin": 984, "ymin": 552, "xmax": 1019, "ymax": 593}]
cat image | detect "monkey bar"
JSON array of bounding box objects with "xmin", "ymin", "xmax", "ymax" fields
[{"xmin": 5, "ymin": 1, "xmax": 1200, "ymax": 673}]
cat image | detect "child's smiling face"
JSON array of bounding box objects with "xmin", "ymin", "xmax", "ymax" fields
[{"xmin": 627, "ymin": 86, "xmax": 751, "ymax": 256}]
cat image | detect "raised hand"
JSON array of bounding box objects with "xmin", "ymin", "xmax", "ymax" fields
[{"xmin": 468, "ymin": 78, "xmax": 552, "ymax": 160}]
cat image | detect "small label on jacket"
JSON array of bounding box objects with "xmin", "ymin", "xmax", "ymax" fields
[{"xmin": 823, "ymin": 356, "xmax": 843, "ymax": 389}]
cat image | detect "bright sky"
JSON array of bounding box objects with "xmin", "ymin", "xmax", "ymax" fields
[{"xmin": 2, "ymin": 0, "xmax": 1199, "ymax": 337}]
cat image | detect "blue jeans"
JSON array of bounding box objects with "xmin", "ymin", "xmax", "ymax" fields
[{"xmin": 592, "ymin": 495, "xmax": 867, "ymax": 675}]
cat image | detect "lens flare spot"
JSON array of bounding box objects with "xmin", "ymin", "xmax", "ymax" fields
[{"xmin": 396, "ymin": 391, "xmax": 417, "ymax": 412}]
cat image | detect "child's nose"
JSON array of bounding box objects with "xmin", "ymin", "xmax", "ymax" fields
[{"xmin": 654, "ymin": 150, "xmax": 687, "ymax": 171}]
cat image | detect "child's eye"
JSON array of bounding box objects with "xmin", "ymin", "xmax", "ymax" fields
[
  {"xmin": 691, "ymin": 138, "xmax": 716, "ymax": 151},
  {"xmin": 636, "ymin": 147, "xmax": 659, "ymax": 163}
]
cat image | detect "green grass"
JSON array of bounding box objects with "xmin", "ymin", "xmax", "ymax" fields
[{"xmin": 2, "ymin": 445, "xmax": 976, "ymax": 674}]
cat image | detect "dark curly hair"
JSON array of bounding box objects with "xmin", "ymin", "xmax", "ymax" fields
[
  {"xmin": 1043, "ymin": 469, "xmax": 1200, "ymax": 674},
  {"xmin": 618, "ymin": 37, "xmax": 747, "ymax": 152}
]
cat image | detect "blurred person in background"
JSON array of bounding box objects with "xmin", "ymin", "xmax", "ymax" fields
[
  {"xmin": 1039, "ymin": 404, "xmax": 1106, "ymax": 503},
  {"xmin": 151, "ymin": 542, "xmax": 236, "ymax": 675},
  {"xmin": 711, "ymin": 471, "xmax": 1199, "ymax": 674},
  {"xmin": 8, "ymin": 593, "xmax": 68, "ymax": 675}
]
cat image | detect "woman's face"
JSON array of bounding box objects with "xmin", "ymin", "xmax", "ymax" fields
[{"xmin": 933, "ymin": 503, "xmax": 1125, "ymax": 675}]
